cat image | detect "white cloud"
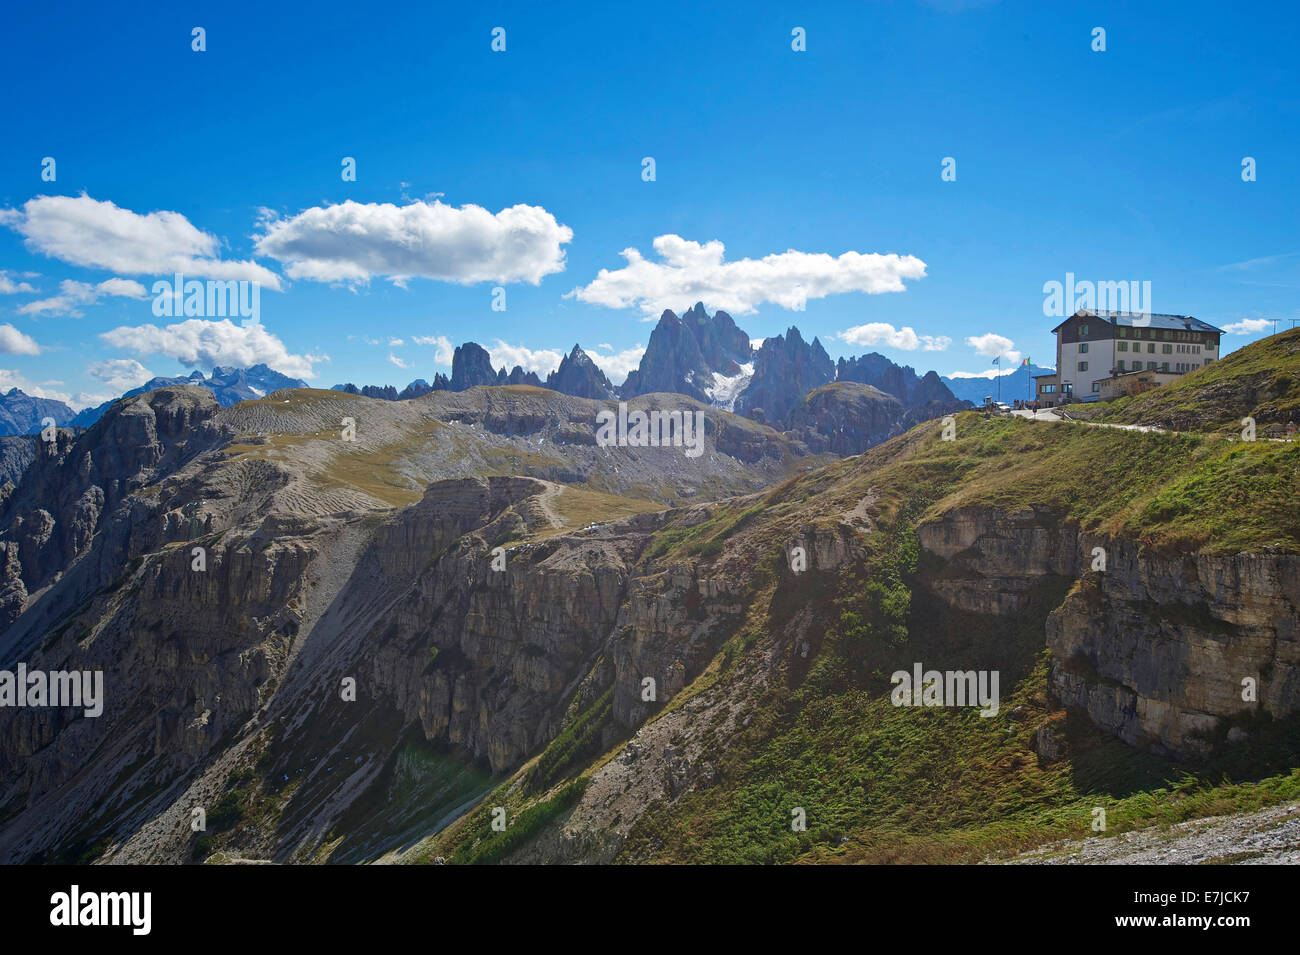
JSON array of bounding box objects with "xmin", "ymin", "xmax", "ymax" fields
[
  {"xmin": 100, "ymin": 318, "xmax": 323, "ymax": 379},
  {"xmin": 838, "ymin": 322, "xmax": 951, "ymax": 351},
  {"xmin": 388, "ymin": 353, "xmax": 410, "ymax": 369},
  {"xmin": 71, "ymin": 392, "xmax": 115, "ymax": 409},
  {"xmin": 0, "ymin": 369, "xmax": 74, "ymax": 406},
  {"xmin": 87, "ymin": 358, "xmax": 154, "ymax": 392},
  {"xmin": 947, "ymin": 367, "xmax": 1020, "ymax": 380},
  {"xmin": 412, "ymin": 334, "xmax": 455, "ymax": 365},
  {"xmin": 588, "ymin": 343, "xmax": 645, "ymax": 384},
  {"xmin": 0, "ymin": 271, "xmax": 37, "ymax": 294},
  {"xmin": 0, "ymin": 324, "xmax": 42, "ymax": 355},
  {"xmin": 568, "ymin": 235, "xmax": 927, "ymax": 317},
  {"xmin": 1222, "ymin": 318, "xmax": 1273, "ymax": 334},
  {"xmin": 965, "ymin": 333, "xmax": 1022, "ymax": 366},
  {"xmin": 388, "ymin": 337, "xmax": 405, "ymax": 347},
  {"xmin": 3, "ymin": 194, "xmax": 281, "ymax": 289},
  {"xmin": 254, "ymin": 199, "xmax": 572, "ymax": 285},
  {"xmin": 19, "ymin": 278, "xmax": 148, "ymax": 317},
  {"xmin": 488, "ymin": 340, "xmax": 563, "ymax": 377}
]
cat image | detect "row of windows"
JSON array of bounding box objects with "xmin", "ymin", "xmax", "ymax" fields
[
  {"xmin": 1080, "ymin": 322, "xmax": 1215, "ymax": 344},
  {"xmin": 1114, "ymin": 359, "xmax": 1215, "ymax": 373}
]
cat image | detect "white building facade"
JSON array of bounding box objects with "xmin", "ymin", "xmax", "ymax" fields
[{"xmin": 1035, "ymin": 310, "xmax": 1222, "ymax": 406}]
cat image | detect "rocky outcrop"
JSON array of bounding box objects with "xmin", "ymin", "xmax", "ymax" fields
[
  {"xmin": 785, "ymin": 382, "xmax": 906, "ymax": 455},
  {"xmin": 1048, "ymin": 544, "xmax": 1300, "ymax": 758},
  {"xmin": 450, "ymin": 343, "xmax": 499, "ymax": 391},
  {"xmin": 916, "ymin": 506, "xmax": 1300, "ymax": 758},
  {"xmin": 734, "ymin": 327, "xmax": 834, "ymax": 427},
  {"xmin": 546, "ymin": 345, "xmax": 617, "ymax": 399}
]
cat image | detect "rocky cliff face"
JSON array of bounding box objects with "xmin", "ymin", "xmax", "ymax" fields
[
  {"xmin": 0, "ymin": 381, "xmax": 831, "ymax": 863},
  {"xmin": 915, "ymin": 506, "xmax": 1300, "ymax": 758}
]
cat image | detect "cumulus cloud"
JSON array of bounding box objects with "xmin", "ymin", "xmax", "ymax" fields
[
  {"xmin": 0, "ymin": 271, "xmax": 37, "ymax": 294},
  {"xmin": 1222, "ymin": 318, "xmax": 1273, "ymax": 334},
  {"xmin": 588, "ymin": 343, "xmax": 645, "ymax": 384},
  {"xmin": 254, "ymin": 200, "xmax": 572, "ymax": 286},
  {"xmin": 488, "ymin": 341, "xmax": 563, "ymax": 377},
  {"xmin": 965, "ymin": 333, "xmax": 1021, "ymax": 366},
  {"xmin": 19, "ymin": 278, "xmax": 148, "ymax": 317},
  {"xmin": 87, "ymin": 358, "xmax": 154, "ymax": 392},
  {"xmin": 388, "ymin": 353, "xmax": 410, "ymax": 369},
  {"xmin": 0, "ymin": 369, "xmax": 74, "ymax": 405},
  {"xmin": 3, "ymin": 194, "xmax": 281, "ymax": 289},
  {"xmin": 0, "ymin": 324, "xmax": 42, "ymax": 355},
  {"xmin": 100, "ymin": 318, "xmax": 323, "ymax": 379},
  {"xmin": 568, "ymin": 235, "xmax": 927, "ymax": 317},
  {"xmin": 838, "ymin": 322, "xmax": 951, "ymax": 351},
  {"xmin": 412, "ymin": 334, "xmax": 455, "ymax": 365}
]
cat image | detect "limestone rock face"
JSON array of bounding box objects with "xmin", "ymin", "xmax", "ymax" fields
[
  {"xmin": 1047, "ymin": 544, "xmax": 1300, "ymax": 758},
  {"xmin": 916, "ymin": 506, "xmax": 1300, "ymax": 758}
]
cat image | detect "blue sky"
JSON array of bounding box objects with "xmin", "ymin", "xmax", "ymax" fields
[{"xmin": 2, "ymin": 0, "xmax": 1298, "ymax": 407}]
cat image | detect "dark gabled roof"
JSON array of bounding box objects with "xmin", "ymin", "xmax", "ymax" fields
[{"xmin": 1051, "ymin": 310, "xmax": 1222, "ymax": 334}]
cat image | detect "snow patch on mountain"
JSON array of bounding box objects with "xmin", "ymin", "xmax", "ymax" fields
[{"xmin": 706, "ymin": 362, "xmax": 754, "ymax": 412}]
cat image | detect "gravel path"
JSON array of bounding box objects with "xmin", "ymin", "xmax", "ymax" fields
[{"xmin": 1007, "ymin": 802, "xmax": 1300, "ymax": 865}]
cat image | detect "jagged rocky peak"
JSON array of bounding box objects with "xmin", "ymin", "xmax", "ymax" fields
[
  {"xmin": 621, "ymin": 303, "xmax": 754, "ymax": 403},
  {"xmin": 496, "ymin": 365, "xmax": 543, "ymax": 387},
  {"xmin": 679, "ymin": 302, "xmax": 753, "ymax": 374},
  {"xmin": 546, "ymin": 344, "xmax": 617, "ymax": 399},
  {"xmin": 837, "ymin": 352, "xmax": 961, "ymax": 410},
  {"xmin": 733, "ymin": 326, "xmax": 835, "ymax": 427},
  {"xmin": 450, "ymin": 342, "xmax": 499, "ymax": 391}
]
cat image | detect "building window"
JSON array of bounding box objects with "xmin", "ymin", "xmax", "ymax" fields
[
  {"xmin": 1118, "ymin": 341, "xmax": 1128, "ymax": 352},
  {"xmin": 1162, "ymin": 344, "xmax": 1172, "ymax": 354},
  {"xmin": 1080, "ymin": 343, "xmax": 1089, "ymax": 353},
  {"xmin": 1161, "ymin": 362, "xmax": 1169, "ymax": 371},
  {"xmin": 1148, "ymin": 343, "xmax": 1155, "ymax": 353},
  {"xmin": 1116, "ymin": 360, "xmax": 1125, "ymax": 372},
  {"xmin": 1079, "ymin": 324, "xmax": 1089, "ymax": 337},
  {"xmin": 1078, "ymin": 361, "xmax": 1088, "ymax": 372},
  {"xmin": 1147, "ymin": 361, "xmax": 1157, "ymax": 370},
  {"xmin": 1092, "ymin": 381, "xmax": 1100, "ymax": 392}
]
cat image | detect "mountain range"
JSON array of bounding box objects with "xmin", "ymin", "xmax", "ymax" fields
[
  {"xmin": 1, "ymin": 306, "xmax": 966, "ymax": 457},
  {"xmin": 336, "ymin": 303, "xmax": 966, "ymax": 452},
  {"xmin": 941, "ymin": 363, "xmax": 1056, "ymax": 406},
  {"xmin": 0, "ymin": 327, "xmax": 1295, "ymax": 864}
]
